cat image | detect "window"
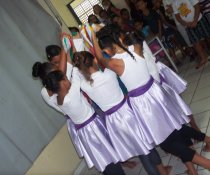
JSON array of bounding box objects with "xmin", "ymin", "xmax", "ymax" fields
[{"xmin": 67, "ymin": 0, "xmax": 102, "ymax": 24}]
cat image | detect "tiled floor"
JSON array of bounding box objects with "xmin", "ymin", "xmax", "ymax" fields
[{"xmin": 83, "ymin": 59, "xmax": 210, "ymax": 175}]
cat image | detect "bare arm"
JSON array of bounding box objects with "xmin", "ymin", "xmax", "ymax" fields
[
  {"xmin": 190, "ymin": 3, "xmax": 200, "ymax": 28},
  {"xmin": 91, "ymin": 31, "xmax": 124, "ymax": 75},
  {"xmin": 58, "ymin": 48, "xmax": 67, "ymax": 74},
  {"xmin": 175, "ymin": 13, "xmax": 189, "ymax": 26},
  {"xmin": 159, "ymin": 11, "xmax": 177, "ymax": 30}
]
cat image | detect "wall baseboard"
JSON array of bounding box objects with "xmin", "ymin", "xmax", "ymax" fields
[{"xmin": 73, "ymin": 160, "xmax": 87, "ymax": 175}]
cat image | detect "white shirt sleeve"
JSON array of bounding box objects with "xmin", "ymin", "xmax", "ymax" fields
[
  {"xmin": 66, "ymin": 62, "xmax": 73, "ymax": 81},
  {"xmin": 41, "ymin": 88, "xmax": 65, "ymax": 114},
  {"xmin": 143, "ymin": 41, "xmax": 161, "ymax": 82}
]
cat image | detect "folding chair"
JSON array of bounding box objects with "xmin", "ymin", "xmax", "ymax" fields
[{"xmin": 147, "ymin": 36, "xmax": 179, "ymax": 72}]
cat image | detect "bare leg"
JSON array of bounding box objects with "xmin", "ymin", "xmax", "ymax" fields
[
  {"xmin": 192, "ymin": 153, "xmax": 210, "ymax": 170},
  {"xmin": 185, "ymin": 162, "xmax": 198, "ymax": 175},
  {"xmin": 156, "ymin": 164, "xmax": 172, "ymax": 175},
  {"xmin": 121, "ymin": 160, "xmax": 137, "ymax": 169},
  {"xmin": 203, "ymin": 136, "xmax": 210, "ymax": 151},
  {"xmin": 193, "ymin": 42, "xmax": 207, "ymax": 69}
]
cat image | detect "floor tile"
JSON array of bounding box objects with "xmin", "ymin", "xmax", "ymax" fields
[
  {"xmin": 168, "ymin": 155, "xmax": 187, "ymax": 175},
  {"xmin": 184, "ymin": 81, "xmax": 198, "ymax": 94},
  {"xmin": 181, "ymin": 92, "xmax": 194, "ymax": 105},
  {"xmin": 184, "ymin": 73, "xmax": 201, "ymax": 83},
  {"xmin": 156, "ymin": 146, "xmax": 170, "ymax": 158},
  {"xmin": 193, "ymin": 111, "xmax": 210, "ymax": 129},
  {"xmin": 197, "ymin": 75, "xmax": 210, "ymax": 89},
  {"xmin": 192, "ymin": 86, "xmax": 210, "ymax": 102},
  {"xmin": 184, "ymin": 67, "xmax": 203, "ymax": 78},
  {"xmin": 190, "ymin": 97, "xmax": 210, "ymax": 115}
]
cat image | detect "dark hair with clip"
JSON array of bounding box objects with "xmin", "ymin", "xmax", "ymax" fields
[
  {"xmin": 42, "ymin": 70, "xmax": 64, "ymax": 93},
  {"xmin": 45, "ymin": 45, "xmax": 61, "ymax": 61},
  {"xmin": 72, "ymin": 51, "xmax": 94, "ymax": 84}
]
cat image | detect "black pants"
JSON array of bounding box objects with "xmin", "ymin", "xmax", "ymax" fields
[
  {"xmin": 139, "ymin": 148, "xmax": 161, "ymax": 175},
  {"xmin": 103, "ymin": 163, "xmax": 125, "ymax": 175},
  {"xmin": 160, "ymin": 125, "xmax": 205, "ymax": 163},
  {"xmin": 103, "ymin": 148, "xmax": 162, "ymax": 175}
]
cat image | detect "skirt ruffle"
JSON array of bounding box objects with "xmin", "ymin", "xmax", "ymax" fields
[
  {"xmin": 67, "ymin": 115, "xmax": 120, "ymax": 172},
  {"xmin": 66, "ymin": 118, "xmax": 83, "ymax": 157},
  {"xmin": 161, "ymin": 82, "xmax": 192, "ymax": 116},
  {"xmin": 157, "ymin": 61, "xmax": 187, "ymax": 94},
  {"xmin": 105, "ymin": 101, "xmax": 152, "ymax": 162},
  {"xmin": 129, "ymin": 82, "xmax": 190, "ymax": 145}
]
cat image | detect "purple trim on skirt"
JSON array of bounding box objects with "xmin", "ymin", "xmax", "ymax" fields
[
  {"xmin": 128, "ymin": 77, "xmax": 154, "ymax": 97},
  {"xmin": 66, "ymin": 113, "xmax": 97, "ymax": 130},
  {"xmin": 104, "ymin": 98, "xmax": 126, "ymax": 115}
]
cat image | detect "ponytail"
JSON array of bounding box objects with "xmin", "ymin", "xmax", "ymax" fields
[
  {"xmin": 112, "ymin": 32, "xmax": 135, "ymax": 60},
  {"xmin": 72, "ymin": 51, "xmax": 94, "ymax": 84},
  {"xmin": 32, "ymin": 62, "xmax": 55, "ymax": 81}
]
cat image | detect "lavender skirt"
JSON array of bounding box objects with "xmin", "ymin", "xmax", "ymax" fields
[
  {"xmin": 66, "ymin": 118, "xmax": 83, "ymax": 157},
  {"xmin": 157, "ymin": 61, "xmax": 187, "ymax": 94},
  {"xmin": 128, "ymin": 77, "xmax": 190, "ymax": 145},
  {"xmin": 104, "ymin": 98, "xmax": 152, "ymax": 162},
  {"xmin": 161, "ymin": 81, "xmax": 192, "ymax": 116},
  {"xmin": 66, "ymin": 114, "xmax": 119, "ymax": 172}
]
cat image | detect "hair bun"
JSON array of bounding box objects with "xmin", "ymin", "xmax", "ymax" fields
[{"xmin": 32, "ymin": 62, "xmax": 42, "ymax": 78}]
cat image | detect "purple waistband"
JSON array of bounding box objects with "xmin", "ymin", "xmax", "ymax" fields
[
  {"xmin": 128, "ymin": 77, "xmax": 154, "ymax": 97},
  {"xmin": 104, "ymin": 98, "xmax": 126, "ymax": 115},
  {"xmin": 65, "ymin": 113, "xmax": 97, "ymax": 130}
]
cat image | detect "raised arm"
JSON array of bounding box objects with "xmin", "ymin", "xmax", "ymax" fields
[
  {"xmin": 92, "ymin": 30, "xmax": 124, "ymax": 75},
  {"xmin": 58, "ymin": 48, "xmax": 67, "ymax": 74},
  {"xmin": 92, "ymin": 31, "xmax": 109, "ymax": 67},
  {"xmin": 57, "ymin": 68, "xmax": 82, "ymax": 105}
]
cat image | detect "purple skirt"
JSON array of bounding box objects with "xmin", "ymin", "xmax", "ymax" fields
[
  {"xmin": 157, "ymin": 62, "xmax": 187, "ymax": 94},
  {"xmin": 66, "ymin": 114, "xmax": 119, "ymax": 172},
  {"xmin": 161, "ymin": 82, "xmax": 192, "ymax": 116},
  {"xmin": 66, "ymin": 118, "xmax": 83, "ymax": 157},
  {"xmin": 128, "ymin": 77, "xmax": 190, "ymax": 145},
  {"xmin": 104, "ymin": 98, "xmax": 152, "ymax": 162}
]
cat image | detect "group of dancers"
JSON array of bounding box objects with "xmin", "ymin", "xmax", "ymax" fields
[{"xmin": 32, "ymin": 23, "xmax": 210, "ymax": 175}]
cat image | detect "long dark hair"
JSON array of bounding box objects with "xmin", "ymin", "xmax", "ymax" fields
[
  {"xmin": 42, "ymin": 70, "xmax": 64, "ymax": 93},
  {"xmin": 97, "ymin": 24, "xmax": 135, "ymax": 59},
  {"xmin": 72, "ymin": 51, "xmax": 94, "ymax": 84}
]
